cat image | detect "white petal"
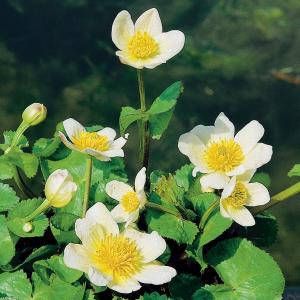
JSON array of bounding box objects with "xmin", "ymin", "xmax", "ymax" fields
[
  {"xmin": 135, "ymin": 264, "xmax": 176, "ymax": 285},
  {"xmin": 135, "ymin": 8, "xmax": 162, "ymax": 36},
  {"xmin": 88, "ymin": 267, "xmax": 109, "ymax": 286},
  {"xmin": 135, "ymin": 167, "xmax": 146, "ymax": 192},
  {"xmin": 221, "ymin": 176, "xmax": 237, "ymax": 198},
  {"xmin": 110, "ymin": 204, "xmax": 128, "ymax": 223},
  {"xmin": 75, "ymin": 203, "xmax": 119, "ymax": 241},
  {"xmin": 108, "ymin": 279, "xmax": 141, "ymax": 294},
  {"xmin": 63, "ymin": 243, "xmax": 90, "ymax": 273},
  {"xmin": 97, "ymin": 127, "xmax": 116, "ymax": 141},
  {"xmin": 116, "ymin": 50, "xmax": 144, "ymax": 69},
  {"xmin": 190, "ymin": 125, "xmax": 215, "ymax": 145},
  {"xmin": 101, "ymin": 149, "xmax": 124, "ymax": 158},
  {"xmin": 105, "ymin": 180, "xmax": 133, "ymax": 201},
  {"xmin": 58, "ymin": 132, "xmax": 80, "ymax": 152},
  {"xmin": 124, "ymin": 229, "xmax": 166, "ymax": 263},
  {"xmin": 112, "ymin": 10, "xmax": 134, "ymax": 50},
  {"xmin": 63, "ymin": 118, "xmax": 85, "ymax": 142},
  {"xmin": 111, "ymin": 137, "xmax": 127, "ymax": 149},
  {"xmin": 200, "ymin": 173, "xmax": 230, "ymax": 191},
  {"xmin": 227, "ymin": 206, "xmax": 255, "ymax": 227},
  {"xmin": 236, "ymin": 169, "xmax": 256, "ymax": 183},
  {"xmin": 246, "ymin": 182, "xmax": 270, "ymax": 206},
  {"xmin": 124, "ymin": 210, "xmax": 139, "ymax": 227},
  {"xmin": 226, "ymin": 164, "xmax": 246, "ymax": 177},
  {"xmin": 212, "ymin": 112, "xmax": 235, "ymax": 139},
  {"xmin": 219, "ymin": 199, "xmax": 230, "ymax": 218},
  {"xmin": 155, "ymin": 30, "xmax": 185, "ymax": 61},
  {"xmin": 243, "ymin": 143, "xmax": 273, "ymax": 170},
  {"xmin": 235, "ymin": 120, "xmax": 264, "ymax": 154}
]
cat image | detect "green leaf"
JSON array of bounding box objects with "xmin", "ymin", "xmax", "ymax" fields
[
  {"xmin": 140, "ymin": 292, "xmax": 170, "ymax": 300},
  {"xmin": 169, "ymin": 273, "xmax": 202, "ymax": 300},
  {"xmin": 174, "ymin": 164, "xmax": 194, "ymax": 192},
  {"xmin": 148, "ymin": 81, "xmax": 183, "ymax": 139},
  {"xmin": 0, "ymin": 182, "xmax": 19, "ymax": 212},
  {"xmin": 33, "ymin": 137, "xmax": 61, "ymax": 157},
  {"xmin": 50, "ymin": 223, "xmax": 80, "ymax": 245},
  {"xmin": 32, "ymin": 273, "xmax": 85, "ymax": 300},
  {"xmin": 7, "ymin": 198, "xmax": 49, "ymax": 237},
  {"xmin": 198, "ymin": 238, "xmax": 285, "ymax": 300},
  {"xmin": 288, "ymin": 164, "xmax": 300, "ymax": 177},
  {"xmin": 251, "ymin": 172, "xmax": 271, "ymax": 187},
  {"xmin": 0, "ymin": 156, "xmax": 15, "ymax": 180},
  {"xmin": 146, "ymin": 209, "xmax": 199, "ymax": 244},
  {"xmin": 6, "ymin": 150, "xmax": 39, "ymax": 178},
  {"xmin": 0, "ymin": 270, "xmax": 32, "ymax": 300},
  {"xmin": 188, "ymin": 192, "xmax": 219, "ymax": 216},
  {"xmin": 3, "ymin": 130, "xmax": 29, "ymax": 148},
  {"xmin": 119, "ymin": 106, "xmax": 143, "ymax": 135},
  {"xmin": 192, "ymin": 284, "xmax": 233, "ymax": 299},
  {"xmin": 0, "ymin": 216, "xmax": 15, "ymax": 265},
  {"xmin": 34, "ymin": 255, "xmax": 83, "ymax": 284},
  {"xmin": 51, "ymin": 212, "xmax": 78, "ymax": 231}
]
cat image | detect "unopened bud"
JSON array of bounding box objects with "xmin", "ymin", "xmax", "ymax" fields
[
  {"xmin": 45, "ymin": 169, "xmax": 77, "ymax": 208},
  {"xmin": 23, "ymin": 222, "xmax": 33, "ymax": 232},
  {"xmin": 22, "ymin": 103, "xmax": 47, "ymax": 126}
]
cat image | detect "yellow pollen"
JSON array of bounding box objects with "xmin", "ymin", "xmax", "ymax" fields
[
  {"xmin": 121, "ymin": 191, "xmax": 140, "ymax": 213},
  {"xmin": 223, "ymin": 182, "xmax": 249, "ymax": 208},
  {"xmin": 128, "ymin": 31, "xmax": 159, "ymax": 59},
  {"xmin": 72, "ymin": 132, "xmax": 110, "ymax": 152},
  {"xmin": 203, "ymin": 139, "xmax": 244, "ymax": 173},
  {"xmin": 93, "ymin": 234, "xmax": 143, "ymax": 283}
]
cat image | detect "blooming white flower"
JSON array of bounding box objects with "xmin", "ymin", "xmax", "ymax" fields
[
  {"xmin": 178, "ymin": 112, "xmax": 273, "ymax": 191},
  {"xmin": 63, "ymin": 203, "xmax": 176, "ymax": 294},
  {"xmin": 106, "ymin": 167, "xmax": 146, "ymax": 226},
  {"xmin": 45, "ymin": 169, "xmax": 77, "ymax": 208},
  {"xmin": 59, "ymin": 118, "xmax": 127, "ymax": 161},
  {"xmin": 111, "ymin": 8, "xmax": 185, "ymax": 69},
  {"xmin": 220, "ymin": 169, "xmax": 270, "ymax": 226}
]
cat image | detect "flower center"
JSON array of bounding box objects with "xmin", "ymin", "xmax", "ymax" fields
[
  {"xmin": 94, "ymin": 234, "xmax": 143, "ymax": 283},
  {"xmin": 121, "ymin": 191, "xmax": 140, "ymax": 213},
  {"xmin": 203, "ymin": 139, "xmax": 244, "ymax": 173},
  {"xmin": 128, "ymin": 31, "xmax": 159, "ymax": 59},
  {"xmin": 223, "ymin": 182, "xmax": 249, "ymax": 208},
  {"xmin": 72, "ymin": 132, "xmax": 110, "ymax": 152}
]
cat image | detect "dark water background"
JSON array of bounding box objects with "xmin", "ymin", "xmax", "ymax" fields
[{"xmin": 0, "ymin": 0, "xmax": 299, "ymax": 284}]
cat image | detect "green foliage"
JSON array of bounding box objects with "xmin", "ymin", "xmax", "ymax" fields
[
  {"xmin": 140, "ymin": 292, "xmax": 170, "ymax": 300},
  {"xmin": 0, "ymin": 156, "xmax": 15, "ymax": 180},
  {"xmin": 119, "ymin": 106, "xmax": 143, "ymax": 135},
  {"xmin": 251, "ymin": 172, "xmax": 271, "ymax": 187},
  {"xmin": 33, "ymin": 137, "xmax": 61, "ymax": 157},
  {"xmin": 288, "ymin": 164, "xmax": 300, "ymax": 177},
  {"xmin": 193, "ymin": 238, "xmax": 285, "ymax": 300},
  {"xmin": 0, "ymin": 215, "xmax": 15, "ymax": 265},
  {"xmin": 0, "ymin": 182, "xmax": 19, "ymax": 212}
]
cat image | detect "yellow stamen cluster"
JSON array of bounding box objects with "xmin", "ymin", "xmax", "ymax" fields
[
  {"xmin": 203, "ymin": 139, "xmax": 244, "ymax": 173},
  {"xmin": 93, "ymin": 234, "xmax": 143, "ymax": 283},
  {"xmin": 223, "ymin": 182, "xmax": 249, "ymax": 208},
  {"xmin": 121, "ymin": 191, "xmax": 140, "ymax": 213},
  {"xmin": 72, "ymin": 132, "xmax": 110, "ymax": 152},
  {"xmin": 128, "ymin": 31, "xmax": 159, "ymax": 59}
]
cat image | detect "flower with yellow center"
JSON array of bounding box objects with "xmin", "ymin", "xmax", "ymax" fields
[
  {"xmin": 63, "ymin": 203, "xmax": 176, "ymax": 294},
  {"xmin": 220, "ymin": 169, "xmax": 270, "ymax": 226},
  {"xmin": 59, "ymin": 118, "xmax": 128, "ymax": 161},
  {"xmin": 106, "ymin": 168, "xmax": 146, "ymax": 226},
  {"xmin": 178, "ymin": 112, "xmax": 273, "ymax": 191},
  {"xmin": 111, "ymin": 8, "xmax": 185, "ymax": 69}
]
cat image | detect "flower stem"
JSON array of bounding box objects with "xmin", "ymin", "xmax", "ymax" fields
[
  {"xmin": 253, "ymin": 181, "xmax": 300, "ymax": 214},
  {"xmin": 145, "ymin": 201, "xmax": 182, "ymax": 219},
  {"xmin": 199, "ymin": 199, "xmax": 219, "ymax": 231},
  {"xmin": 13, "ymin": 167, "xmax": 35, "ymax": 198},
  {"xmin": 24, "ymin": 198, "xmax": 50, "ymax": 222},
  {"xmin": 137, "ymin": 70, "xmax": 150, "ymax": 174},
  {"xmin": 5, "ymin": 120, "xmax": 29, "ymax": 154},
  {"xmin": 82, "ymin": 155, "xmax": 93, "ymax": 217}
]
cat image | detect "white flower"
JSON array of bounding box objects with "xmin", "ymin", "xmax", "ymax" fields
[
  {"xmin": 178, "ymin": 112, "xmax": 273, "ymax": 191},
  {"xmin": 59, "ymin": 118, "xmax": 127, "ymax": 161},
  {"xmin": 63, "ymin": 203, "xmax": 176, "ymax": 294},
  {"xmin": 111, "ymin": 8, "xmax": 185, "ymax": 69},
  {"xmin": 220, "ymin": 169, "xmax": 270, "ymax": 226},
  {"xmin": 106, "ymin": 167, "xmax": 146, "ymax": 227},
  {"xmin": 45, "ymin": 169, "xmax": 77, "ymax": 208},
  {"xmin": 22, "ymin": 103, "xmax": 47, "ymax": 126}
]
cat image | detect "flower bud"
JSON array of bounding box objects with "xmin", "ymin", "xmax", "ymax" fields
[
  {"xmin": 23, "ymin": 222, "xmax": 33, "ymax": 232},
  {"xmin": 22, "ymin": 103, "xmax": 47, "ymax": 126},
  {"xmin": 45, "ymin": 169, "xmax": 77, "ymax": 208}
]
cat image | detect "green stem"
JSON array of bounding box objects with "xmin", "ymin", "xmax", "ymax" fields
[
  {"xmin": 145, "ymin": 201, "xmax": 182, "ymax": 219},
  {"xmin": 199, "ymin": 199, "xmax": 219, "ymax": 231},
  {"xmin": 13, "ymin": 167, "xmax": 34, "ymax": 198},
  {"xmin": 82, "ymin": 155, "xmax": 93, "ymax": 217},
  {"xmin": 24, "ymin": 198, "xmax": 50, "ymax": 222},
  {"xmin": 5, "ymin": 120, "xmax": 29, "ymax": 154},
  {"xmin": 137, "ymin": 70, "xmax": 150, "ymax": 173},
  {"xmin": 253, "ymin": 182, "xmax": 300, "ymax": 214}
]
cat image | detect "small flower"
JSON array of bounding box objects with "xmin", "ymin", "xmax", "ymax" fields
[
  {"xmin": 59, "ymin": 118, "xmax": 127, "ymax": 161},
  {"xmin": 106, "ymin": 167, "xmax": 146, "ymax": 226},
  {"xmin": 178, "ymin": 112, "xmax": 272, "ymax": 191},
  {"xmin": 112, "ymin": 8, "xmax": 185, "ymax": 69},
  {"xmin": 220, "ymin": 169, "xmax": 270, "ymax": 226},
  {"xmin": 22, "ymin": 103, "xmax": 47, "ymax": 126},
  {"xmin": 63, "ymin": 203, "xmax": 176, "ymax": 294},
  {"xmin": 45, "ymin": 169, "xmax": 77, "ymax": 208}
]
